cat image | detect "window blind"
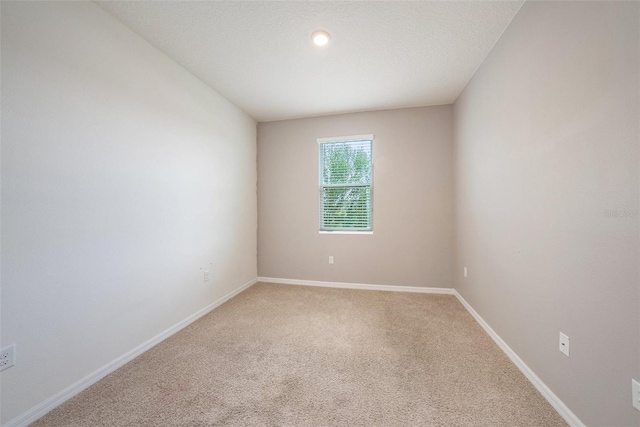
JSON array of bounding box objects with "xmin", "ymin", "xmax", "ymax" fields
[{"xmin": 318, "ymin": 137, "xmax": 373, "ymax": 231}]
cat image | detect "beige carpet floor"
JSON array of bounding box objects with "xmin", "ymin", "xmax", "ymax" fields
[{"xmin": 33, "ymin": 283, "xmax": 566, "ymax": 426}]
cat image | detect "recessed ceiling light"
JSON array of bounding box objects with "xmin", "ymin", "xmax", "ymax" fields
[{"xmin": 311, "ymin": 30, "xmax": 330, "ymax": 47}]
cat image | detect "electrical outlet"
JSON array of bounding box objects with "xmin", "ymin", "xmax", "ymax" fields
[
  {"xmin": 632, "ymin": 379, "xmax": 640, "ymax": 411},
  {"xmin": 464, "ymin": 267, "xmax": 467, "ymax": 278},
  {"xmin": 328, "ymin": 256, "xmax": 334, "ymax": 264},
  {"xmin": 559, "ymin": 332, "xmax": 570, "ymax": 357},
  {"xmin": 0, "ymin": 345, "xmax": 16, "ymax": 371},
  {"xmin": 204, "ymin": 270, "xmax": 210, "ymax": 282}
]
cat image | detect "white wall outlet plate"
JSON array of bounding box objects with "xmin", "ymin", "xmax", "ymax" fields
[
  {"xmin": 464, "ymin": 267, "xmax": 467, "ymax": 278},
  {"xmin": 0, "ymin": 345, "xmax": 16, "ymax": 371},
  {"xmin": 204, "ymin": 270, "xmax": 210, "ymax": 281},
  {"xmin": 559, "ymin": 332, "xmax": 570, "ymax": 357},
  {"xmin": 328, "ymin": 256, "xmax": 334, "ymax": 264},
  {"xmin": 632, "ymin": 379, "xmax": 640, "ymax": 411}
]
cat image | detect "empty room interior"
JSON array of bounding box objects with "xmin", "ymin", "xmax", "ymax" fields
[{"xmin": 1, "ymin": 1, "xmax": 639, "ymax": 426}]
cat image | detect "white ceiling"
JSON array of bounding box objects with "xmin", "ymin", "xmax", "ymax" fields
[{"xmin": 98, "ymin": 1, "xmax": 525, "ymax": 122}]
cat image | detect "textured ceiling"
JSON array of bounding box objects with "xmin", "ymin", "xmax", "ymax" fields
[{"xmin": 98, "ymin": 1, "xmax": 525, "ymax": 122}]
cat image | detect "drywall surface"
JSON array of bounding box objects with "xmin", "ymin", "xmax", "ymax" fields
[
  {"xmin": 0, "ymin": 1, "xmax": 257, "ymax": 423},
  {"xmin": 453, "ymin": 1, "xmax": 639, "ymax": 426},
  {"xmin": 258, "ymin": 106, "xmax": 454, "ymax": 287}
]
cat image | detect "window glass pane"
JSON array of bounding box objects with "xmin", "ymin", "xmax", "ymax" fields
[
  {"xmin": 318, "ymin": 138, "xmax": 373, "ymax": 231},
  {"xmin": 321, "ymin": 186, "xmax": 372, "ymax": 229},
  {"xmin": 320, "ymin": 141, "xmax": 372, "ymax": 186}
]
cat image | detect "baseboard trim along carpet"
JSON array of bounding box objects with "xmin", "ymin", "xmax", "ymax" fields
[
  {"xmin": 452, "ymin": 290, "xmax": 585, "ymax": 427},
  {"xmin": 3, "ymin": 278, "xmax": 259, "ymax": 427},
  {"xmin": 259, "ymin": 277, "xmax": 584, "ymax": 427},
  {"xmin": 257, "ymin": 277, "xmax": 455, "ymax": 294},
  {"xmin": 8, "ymin": 277, "xmax": 584, "ymax": 427}
]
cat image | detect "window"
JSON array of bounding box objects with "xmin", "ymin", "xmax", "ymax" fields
[{"xmin": 318, "ymin": 135, "xmax": 373, "ymax": 232}]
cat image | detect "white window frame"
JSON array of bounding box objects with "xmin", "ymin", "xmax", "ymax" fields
[{"xmin": 317, "ymin": 134, "xmax": 374, "ymax": 234}]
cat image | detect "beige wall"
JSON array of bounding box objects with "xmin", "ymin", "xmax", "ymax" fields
[
  {"xmin": 453, "ymin": 1, "xmax": 639, "ymax": 426},
  {"xmin": 1, "ymin": 2, "xmax": 257, "ymax": 423},
  {"xmin": 258, "ymin": 107, "xmax": 454, "ymax": 287}
]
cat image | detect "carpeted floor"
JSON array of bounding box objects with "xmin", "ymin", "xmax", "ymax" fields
[{"xmin": 32, "ymin": 283, "xmax": 566, "ymax": 426}]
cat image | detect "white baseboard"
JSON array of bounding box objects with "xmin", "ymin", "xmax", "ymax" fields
[
  {"xmin": 3, "ymin": 278, "xmax": 258, "ymax": 427},
  {"xmin": 258, "ymin": 277, "xmax": 582, "ymax": 427},
  {"xmin": 452, "ymin": 290, "xmax": 585, "ymax": 427},
  {"xmin": 257, "ymin": 277, "xmax": 455, "ymax": 294},
  {"xmin": 6, "ymin": 277, "xmax": 582, "ymax": 427}
]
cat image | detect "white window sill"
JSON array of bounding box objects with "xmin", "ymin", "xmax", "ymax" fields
[{"xmin": 319, "ymin": 231, "xmax": 373, "ymax": 235}]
